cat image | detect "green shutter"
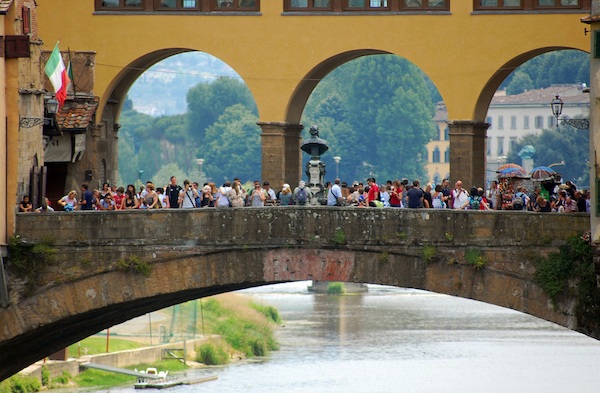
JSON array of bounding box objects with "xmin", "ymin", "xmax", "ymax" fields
[{"xmin": 594, "ymin": 31, "xmax": 600, "ymax": 58}]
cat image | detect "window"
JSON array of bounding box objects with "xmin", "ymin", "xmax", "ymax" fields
[
  {"xmin": 535, "ymin": 115, "xmax": 543, "ymax": 129},
  {"xmin": 510, "ymin": 115, "xmax": 517, "ymax": 130},
  {"xmin": 523, "ymin": 115, "xmax": 529, "ymax": 129},
  {"xmin": 444, "ymin": 147, "xmax": 449, "ymax": 163},
  {"xmin": 433, "ymin": 147, "xmax": 441, "ymax": 163},
  {"xmin": 284, "ymin": 0, "xmax": 448, "ymax": 11},
  {"xmin": 497, "ymin": 137, "xmax": 504, "ymax": 155},
  {"xmin": 433, "ymin": 125, "xmax": 441, "ymax": 141},
  {"xmin": 486, "ymin": 116, "xmax": 493, "ymax": 129},
  {"xmin": 96, "ymin": 0, "xmax": 260, "ymax": 11},
  {"xmin": 444, "ymin": 127, "xmax": 449, "ymax": 141},
  {"xmin": 548, "ymin": 116, "xmax": 556, "ymax": 128},
  {"xmin": 473, "ymin": 0, "xmax": 589, "ymax": 10},
  {"xmin": 497, "ymin": 116, "xmax": 504, "ymax": 130},
  {"xmin": 509, "ymin": 137, "xmax": 518, "ymax": 153},
  {"xmin": 22, "ymin": 6, "xmax": 31, "ymax": 34},
  {"xmin": 486, "ymin": 137, "xmax": 491, "ymax": 155}
]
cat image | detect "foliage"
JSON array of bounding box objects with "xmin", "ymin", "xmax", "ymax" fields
[
  {"xmin": 200, "ymin": 294, "xmax": 280, "ymax": 358},
  {"xmin": 7, "ymin": 235, "xmax": 56, "ymax": 293},
  {"xmin": 327, "ymin": 282, "xmax": 346, "ymax": 295},
  {"xmin": 196, "ymin": 341, "xmax": 230, "ymax": 365},
  {"xmin": 0, "ymin": 374, "xmax": 41, "ymax": 393},
  {"xmin": 251, "ymin": 302, "xmax": 282, "ymax": 324},
  {"xmin": 115, "ymin": 256, "xmax": 152, "ymax": 277},
  {"xmin": 534, "ymin": 234, "xmax": 595, "ymax": 306},
  {"xmin": 50, "ymin": 371, "xmax": 72, "ymax": 387},
  {"xmin": 332, "ymin": 228, "xmax": 347, "ymax": 245},
  {"xmin": 74, "ymin": 368, "xmax": 136, "ymax": 387},
  {"xmin": 465, "ymin": 249, "xmax": 486, "ymax": 269},
  {"xmin": 67, "ymin": 337, "xmax": 143, "ymax": 357},
  {"xmin": 506, "ymin": 125, "xmax": 589, "ymax": 187},
  {"xmin": 40, "ymin": 366, "xmax": 49, "ymax": 387},
  {"xmin": 422, "ymin": 245, "xmax": 436, "ymax": 264}
]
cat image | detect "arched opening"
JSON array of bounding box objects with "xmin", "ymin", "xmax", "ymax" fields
[
  {"xmin": 113, "ymin": 51, "xmax": 261, "ymax": 187},
  {"xmin": 477, "ymin": 48, "xmax": 590, "ymax": 191},
  {"xmin": 289, "ymin": 52, "xmax": 445, "ymax": 186}
]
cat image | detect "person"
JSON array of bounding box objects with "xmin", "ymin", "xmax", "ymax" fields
[
  {"xmin": 441, "ymin": 178, "xmax": 452, "ymax": 208},
  {"xmin": 451, "ymin": 180, "xmax": 469, "ymax": 210},
  {"xmin": 216, "ymin": 181, "xmax": 232, "ymax": 207},
  {"xmin": 60, "ymin": 190, "xmax": 78, "ymax": 211},
  {"xmin": 144, "ymin": 183, "xmax": 159, "ymax": 209},
  {"xmin": 100, "ymin": 182, "xmax": 111, "ymax": 200},
  {"xmin": 279, "ymin": 184, "xmax": 293, "ymax": 206},
  {"xmin": 98, "ymin": 193, "xmax": 116, "ymax": 210},
  {"xmin": 366, "ymin": 178, "xmax": 380, "ymax": 207},
  {"xmin": 459, "ymin": 187, "xmax": 489, "ymax": 210},
  {"xmin": 423, "ymin": 183, "xmax": 432, "ymax": 209},
  {"xmin": 389, "ymin": 180, "xmax": 402, "ymax": 208},
  {"xmin": 263, "ymin": 181, "xmax": 276, "ymax": 205},
  {"xmin": 200, "ymin": 185, "xmax": 214, "ymax": 208},
  {"xmin": 180, "ymin": 180, "xmax": 198, "ymax": 209},
  {"xmin": 488, "ymin": 180, "xmax": 500, "ymax": 210},
  {"xmin": 18, "ymin": 196, "xmax": 32, "ymax": 212},
  {"xmin": 294, "ymin": 181, "xmax": 310, "ymax": 206},
  {"xmin": 380, "ymin": 185, "xmax": 391, "ymax": 207},
  {"xmin": 431, "ymin": 184, "xmax": 445, "ymax": 209},
  {"xmin": 165, "ymin": 176, "xmax": 182, "ymax": 208},
  {"xmin": 123, "ymin": 184, "xmax": 139, "ymax": 209},
  {"xmin": 535, "ymin": 195, "xmax": 551, "ymax": 212},
  {"xmin": 512, "ymin": 186, "xmax": 527, "ymax": 211},
  {"xmin": 35, "ymin": 197, "xmax": 54, "ymax": 212},
  {"xmin": 327, "ymin": 179, "xmax": 343, "ymax": 206},
  {"xmin": 406, "ymin": 180, "xmax": 424, "ymax": 208},
  {"xmin": 114, "ymin": 187, "xmax": 125, "ymax": 210},
  {"xmin": 156, "ymin": 187, "xmax": 167, "ymax": 209},
  {"xmin": 227, "ymin": 180, "xmax": 247, "ymax": 208},
  {"xmin": 192, "ymin": 182, "xmax": 202, "ymax": 208},
  {"xmin": 249, "ymin": 180, "xmax": 266, "ymax": 206}
]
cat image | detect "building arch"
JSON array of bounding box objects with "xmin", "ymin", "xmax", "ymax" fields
[{"xmin": 473, "ymin": 47, "xmax": 589, "ymax": 123}]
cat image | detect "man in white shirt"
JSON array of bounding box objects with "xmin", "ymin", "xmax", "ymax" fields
[
  {"xmin": 452, "ymin": 180, "xmax": 469, "ymax": 209},
  {"xmin": 327, "ymin": 179, "xmax": 343, "ymax": 206},
  {"xmin": 180, "ymin": 179, "xmax": 199, "ymax": 209}
]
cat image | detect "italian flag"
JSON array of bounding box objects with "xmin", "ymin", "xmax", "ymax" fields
[{"xmin": 44, "ymin": 42, "xmax": 70, "ymax": 108}]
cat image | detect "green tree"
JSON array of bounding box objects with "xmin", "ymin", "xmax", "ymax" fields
[
  {"xmin": 202, "ymin": 104, "xmax": 262, "ymax": 183},
  {"xmin": 506, "ymin": 70, "xmax": 534, "ymax": 95}
]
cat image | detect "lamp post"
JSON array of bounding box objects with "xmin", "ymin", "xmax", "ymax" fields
[
  {"xmin": 19, "ymin": 97, "xmax": 60, "ymax": 128},
  {"xmin": 196, "ymin": 158, "xmax": 204, "ymax": 184},
  {"xmin": 550, "ymin": 95, "xmax": 589, "ymax": 130},
  {"xmin": 333, "ymin": 156, "xmax": 341, "ymax": 179}
]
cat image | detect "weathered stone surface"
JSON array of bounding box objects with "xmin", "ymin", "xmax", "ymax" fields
[{"xmin": 0, "ymin": 208, "xmax": 591, "ymax": 381}]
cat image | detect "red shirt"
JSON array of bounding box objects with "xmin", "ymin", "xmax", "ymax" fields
[
  {"xmin": 114, "ymin": 193, "xmax": 125, "ymax": 209},
  {"xmin": 389, "ymin": 188, "xmax": 402, "ymax": 206},
  {"xmin": 367, "ymin": 183, "xmax": 379, "ymax": 204}
]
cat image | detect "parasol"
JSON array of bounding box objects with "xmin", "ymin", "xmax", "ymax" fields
[
  {"xmin": 497, "ymin": 163, "xmax": 526, "ymax": 173},
  {"xmin": 530, "ymin": 166, "xmax": 557, "ymax": 181},
  {"xmin": 497, "ymin": 167, "xmax": 527, "ymax": 178}
]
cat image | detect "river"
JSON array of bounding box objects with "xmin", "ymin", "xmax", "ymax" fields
[{"xmin": 106, "ymin": 282, "xmax": 600, "ymax": 393}]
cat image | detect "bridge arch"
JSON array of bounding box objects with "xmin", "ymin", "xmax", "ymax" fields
[{"xmin": 0, "ymin": 208, "xmax": 590, "ymax": 381}]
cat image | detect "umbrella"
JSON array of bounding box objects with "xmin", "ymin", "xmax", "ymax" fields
[
  {"xmin": 497, "ymin": 163, "xmax": 526, "ymax": 173},
  {"xmin": 530, "ymin": 166, "xmax": 557, "ymax": 181},
  {"xmin": 497, "ymin": 167, "xmax": 527, "ymax": 178}
]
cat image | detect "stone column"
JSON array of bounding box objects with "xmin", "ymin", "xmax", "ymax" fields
[
  {"xmin": 586, "ymin": 12, "xmax": 600, "ymax": 245},
  {"xmin": 448, "ymin": 120, "xmax": 489, "ymax": 189},
  {"xmin": 258, "ymin": 122, "xmax": 303, "ymax": 189}
]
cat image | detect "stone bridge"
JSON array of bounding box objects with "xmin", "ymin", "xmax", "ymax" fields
[{"xmin": 0, "ymin": 208, "xmax": 591, "ymax": 381}]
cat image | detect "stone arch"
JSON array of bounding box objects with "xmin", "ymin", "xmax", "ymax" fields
[
  {"xmin": 285, "ymin": 49, "xmax": 391, "ymax": 124},
  {"xmin": 473, "ymin": 47, "xmax": 589, "ymax": 122}
]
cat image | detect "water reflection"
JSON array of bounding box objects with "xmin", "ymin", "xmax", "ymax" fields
[{"xmin": 105, "ymin": 283, "xmax": 600, "ymax": 393}]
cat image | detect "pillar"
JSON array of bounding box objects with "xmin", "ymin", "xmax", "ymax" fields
[
  {"xmin": 448, "ymin": 120, "xmax": 489, "ymax": 189},
  {"xmin": 258, "ymin": 122, "xmax": 303, "ymax": 189}
]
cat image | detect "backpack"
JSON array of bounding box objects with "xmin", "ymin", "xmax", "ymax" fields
[
  {"xmin": 512, "ymin": 192, "xmax": 524, "ymax": 210},
  {"xmin": 469, "ymin": 196, "xmax": 481, "ymax": 210},
  {"xmin": 296, "ymin": 187, "xmax": 308, "ymax": 205}
]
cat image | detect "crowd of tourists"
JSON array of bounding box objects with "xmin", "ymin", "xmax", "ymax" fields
[{"xmin": 18, "ymin": 175, "xmax": 590, "ymax": 213}]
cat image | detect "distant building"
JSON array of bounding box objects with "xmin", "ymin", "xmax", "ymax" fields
[{"xmin": 425, "ymin": 84, "xmax": 590, "ymax": 187}]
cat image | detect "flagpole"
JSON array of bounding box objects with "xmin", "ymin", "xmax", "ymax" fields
[{"xmin": 67, "ymin": 47, "xmax": 76, "ymax": 96}]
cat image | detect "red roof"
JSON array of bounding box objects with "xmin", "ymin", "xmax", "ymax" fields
[{"xmin": 55, "ymin": 99, "xmax": 98, "ymax": 131}]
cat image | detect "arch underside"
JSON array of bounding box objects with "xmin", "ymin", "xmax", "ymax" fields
[{"xmin": 0, "ymin": 245, "xmax": 572, "ymax": 382}]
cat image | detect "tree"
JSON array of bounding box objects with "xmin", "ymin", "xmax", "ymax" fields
[
  {"xmin": 506, "ymin": 70, "xmax": 534, "ymax": 95},
  {"xmin": 202, "ymin": 104, "xmax": 262, "ymax": 183}
]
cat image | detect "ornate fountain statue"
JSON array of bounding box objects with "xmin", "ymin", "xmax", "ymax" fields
[{"xmin": 301, "ymin": 125, "xmax": 329, "ymax": 205}]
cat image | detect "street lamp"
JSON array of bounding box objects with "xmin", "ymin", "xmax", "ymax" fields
[
  {"xmin": 19, "ymin": 97, "xmax": 60, "ymax": 128},
  {"xmin": 196, "ymin": 158, "xmax": 204, "ymax": 183},
  {"xmin": 333, "ymin": 156, "xmax": 341, "ymax": 179},
  {"xmin": 550, "ymin": 95, "xmax": 589, "ymax": 130}
]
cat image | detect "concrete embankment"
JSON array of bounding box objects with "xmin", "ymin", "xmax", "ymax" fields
[{"xmin": 20, "ymin": 336, "xmax": 219, "ymax": 381}]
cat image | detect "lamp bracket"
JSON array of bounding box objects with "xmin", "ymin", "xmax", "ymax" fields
[{"xmin": 560, "ymin": 118, "xmax": 589, "ymax": 130}]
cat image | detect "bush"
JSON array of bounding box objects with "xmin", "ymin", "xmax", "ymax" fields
[
  {"xmin": 0, "ymin": 374, "xmax": 41, "ymax": 393},
  {"xmin": 327, "ymin": 282, "xmax": 346, "ymax": 295},
  {"xmin": 196, "ymin": 342, "xmax": 230, "ymax": 365},
  {"xmin": 251, "ymin": 303, "xmax": 282, "ymax": 324}
]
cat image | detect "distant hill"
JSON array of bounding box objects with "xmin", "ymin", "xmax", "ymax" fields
[{"xmin": 127, "ymin": 52, "xmax": 241, "ymax": 116}]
